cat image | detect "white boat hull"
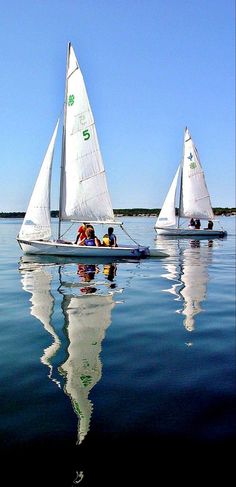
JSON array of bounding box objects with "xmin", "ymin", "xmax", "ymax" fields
[
  {"xmin": 155, "ymin": 227, "xmax": 227, "ymax": 237},
  {"xmin": 17, "ymin": 238, "xmax": 168, "ymax": 258}
]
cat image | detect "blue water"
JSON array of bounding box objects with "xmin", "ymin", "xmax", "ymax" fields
[{"xmin": 0, "ymin": 217, "xmax": 235, "ymax": 485}]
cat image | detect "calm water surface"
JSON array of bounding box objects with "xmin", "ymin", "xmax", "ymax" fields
[{"xmin": 0, "ymin": 217, "xmax": 235, "ymax": 485}]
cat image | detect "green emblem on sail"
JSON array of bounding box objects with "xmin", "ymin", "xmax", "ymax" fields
[
  {"xmin": 68, "ymin": 94, "xmax": 75, "ymax": 106},
  {"xmin": 190, "ymin": 162, "xmax": 197, "ymax": 169}
]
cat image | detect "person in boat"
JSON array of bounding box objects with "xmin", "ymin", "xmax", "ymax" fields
[
  {"xmin": 102, "ymin": 227, "xmax": 117, "ymax": 247},
  {"xmin": 207, "ymin": 220, "xmax": 213, "ymax": 230},
  {"xmin": 188, "ymin": 218, "xmax": 196, "ymax": 229},
  {"xmin": 83, "ymin": 227, "xmax": 101, "ymax": 246},
  {"xmin": 86, "ymin": 223, "xmax": 94, "ymax": 231},
  {"xmin": 75, "ymin": 222, "xmax": 87, "ymax": 244},
  {"xmin": 195, "ymin": 219, "xmax": 201, "ymax": 229}
]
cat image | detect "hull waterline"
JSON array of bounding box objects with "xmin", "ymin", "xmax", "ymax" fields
[
  {"xmin": 17, "ymin": 238, "xmax": 168, "ymax": 258},
  {"xmin": 155, "ymin": 227, "xmax": 227, "ymax": 237}
]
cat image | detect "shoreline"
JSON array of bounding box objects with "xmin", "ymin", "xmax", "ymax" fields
[{"xmin": 0, "ymin": 209, "xmax": 235, "ymax": 219}]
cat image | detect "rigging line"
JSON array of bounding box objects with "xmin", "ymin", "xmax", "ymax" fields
[
  {"xmin": 120, "ymin": 224, "xmax": 141, "ymax": 246},
  {"xmin": 194, "ymin": 195, "xmax": 211, "ymax": 201},
  {"xmin": 217, "ymin": 220, "xmax": 225, "ymax": 231},
  {"xmin": 60, "ymin": 221, "xmax": 75, "ymax": 238},
  {"xmin": 79, "ymin": 170, "xmax": 105, "ymax": 183},
  {"xmin": 67, "ymin": 66, "xmax": 79, "ymax": 81}
]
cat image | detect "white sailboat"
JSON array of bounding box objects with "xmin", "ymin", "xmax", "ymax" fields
[
  {"xmin": 17, "ymin": 42, "xmax": 166, "ymax": 258},
  {"xmin": 155, "ymin": 127, "xmax": 227, "ymax": 237}
]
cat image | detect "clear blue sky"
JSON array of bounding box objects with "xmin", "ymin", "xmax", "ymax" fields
[{"xmin": 0, "ymin": 0, "xmax": 235, "ymax": 211}]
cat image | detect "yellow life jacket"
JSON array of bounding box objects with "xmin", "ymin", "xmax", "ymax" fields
[{"xmin": 103, "ymin": 234, "xmax": 110, "ymax": 246}]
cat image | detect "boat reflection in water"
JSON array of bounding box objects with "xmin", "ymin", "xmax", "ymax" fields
[
  {"xmin": 19, "ymin": 256, "xmax": 120, "ymax": 444},
  {"xmin": 158, "ymin": 237, "xmax": 214, "ymax": 333}
]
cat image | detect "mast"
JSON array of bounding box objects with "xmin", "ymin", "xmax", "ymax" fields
[
  {"xmin": 177, "ymin": 127, "xmax": 186, "ymax": 228},
  {"xmin": 58, "ymin": 42, "xmax": 71, "ymax": 240}
]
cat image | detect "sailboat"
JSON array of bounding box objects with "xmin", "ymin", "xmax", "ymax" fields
[
  {"xmin": 17, "ymin": 43, "xmax": 166, "ymax": 259},
  {"xmin": 155, "ymin": 127, "xmax": 227, "ymax": 237}
]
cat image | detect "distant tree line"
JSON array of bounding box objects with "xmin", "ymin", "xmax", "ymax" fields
[
  {"xmin": 0, "ymin": 207, "xmax": 235, "ymax": 218},
  {"xmin": 114, "ymin": 207, "xmax": 236, "ymax": 216}
]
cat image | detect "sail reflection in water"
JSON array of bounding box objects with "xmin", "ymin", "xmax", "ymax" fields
[
  {"xmin": 19, "ymin": 261, "xmax": 61, "ymax": 386},
  {"xmin": 60, "ymin": 293, "xmax": 114, "ymax": 443},
  {"xmin": 160, "ymin": 238, "xmax": 213, "ymax": 332},
  {"xmin": 19, "ymin": 257, "xmax": 118, "ymax": 444}
]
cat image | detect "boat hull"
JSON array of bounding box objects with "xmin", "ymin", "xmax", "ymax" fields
[
  {"xmin": 155, "ymin": 227, "xmax": 227, "ymax": 237},
  {"xmin": 17, "ymin": 238, "xmax": 167, "ymax": 258}
]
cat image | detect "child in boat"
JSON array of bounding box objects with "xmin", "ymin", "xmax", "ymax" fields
[
  {"xmin": 83, "ymin": 227, "xmax": 101, "ymax": 246},
  {"xmin": 102, "ymin": 227, "xmax": 117, "ymax": 247},
  {"xmin": 188, "ymin": 218, "xmax": 195, "ymax": 229},
  {"xmin": 207, "ymin": 220, "xmax": 213, "ymax": 229},
  {"xmin": 204, "ymin": 220, "xmax": 214, "ymax": 230},
  {"xmin": 75, "ymin": 222, "xmax": 87, "ymax": 244}
]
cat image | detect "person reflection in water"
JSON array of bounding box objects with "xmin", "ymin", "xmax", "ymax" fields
[
  {"xmin": 77, "ymin": 264, "xmax": 99, "ymax": 282},
  {"xmin": 190, "ymin": 239, "xmax": 200, "ymax": 248},
  {"xmin": 77, "ymin": 264, "xmax": 99, "ymax": 294},
  {"xmin": 103, "ymin": 263, "xmax": 117, "ymax": 289},
  {"xmin": 80, "ymin": 286, "xmax": 97, "ymax": 294}
]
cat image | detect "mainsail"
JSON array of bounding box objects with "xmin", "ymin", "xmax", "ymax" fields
[
  {"xmin": 60, "ymin": 43, "xmax": 114, "ymax": 223},
  {"xmin": 19, "ymin": 120, "xmax": 59, "ymax": 241},
  {"xmin": 180, "ymin": 128, "xmax": 214, "ymax": 220}
]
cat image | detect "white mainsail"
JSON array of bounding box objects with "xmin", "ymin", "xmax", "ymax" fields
[
  {"xmin": 19, "ymin": 120, "xmax": 59, "ymax": 241},
  {"xmin": 180, "ymin": 127, "xmax": 214, "ymax": 220},
  {"xmin": 156, "ymin": 166, "xmax": 180, "ymax": 228},
  {"xmin": 60, "ymin": 43, "xmax": 114, "ymax": 223}
]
